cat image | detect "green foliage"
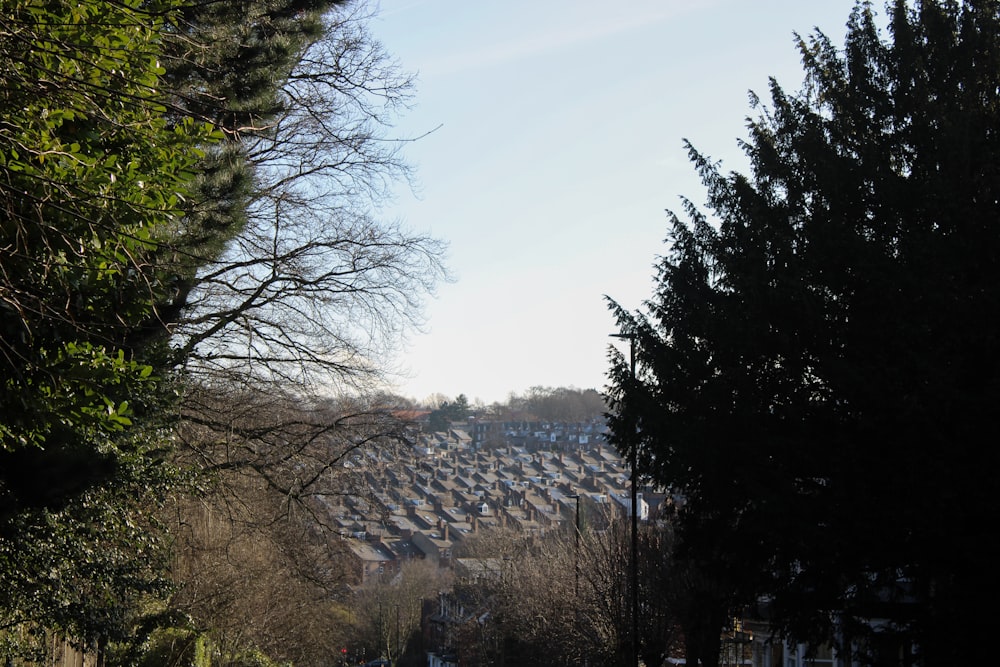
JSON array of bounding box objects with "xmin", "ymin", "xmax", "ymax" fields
[
  {"xmin": 0, "ymin": 434, "xmax": 177, "ymax": 643},
  {"xmin": 163, "ymin": 0, "xmax": 331, "ymax": 124},
  {"xmin": 2, "ymin": 0, "xmax": 441, "ymax": 663},
  {"xmin": 119, "ymin": 624, "xmax": 288, "ymax": 667},
  {"xmin": 0, "ymin": 0, "xmax": 210, "ymax": 647},
  {"xmin": 608, "ymin": 1, "xmax": 1000, "ymax": 664},
  {"xmin": 228, "ymin": 649, "xmax": 290, "ymax": 667},
  {"xmin": 0, "ymin": 0, "xmax": 216, "ymax": 451},
  {"xmin": 133, "ymin": 628, "xmax": 211, "ymax": 667}
]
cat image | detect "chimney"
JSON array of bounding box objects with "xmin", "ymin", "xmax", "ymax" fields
[{"xmin": 444, "ymin": 523, "xmax": 449, "ymax": 541}]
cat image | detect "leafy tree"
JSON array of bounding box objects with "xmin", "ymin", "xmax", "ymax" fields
[
  {"xmin": 0, "ymin": 0, "xmax": 212, "ymax": 496},
  {"xmin": 1, "ymin": 0, "xmax": 446, "ymax": 660},
  {"xmin": 427, "ymin": 409, "xmax": 452, "ymax": 433},
  {"xmin": 607, "ymin": 1, "xmax": 1000, "ymax": 665},
  {"xmin": 450, "ymin": 394, "xmax": 471, "ymax": 420},
  {"xmin": 0, "ymin": 0, "xmax": 212, "ymax": 648}
]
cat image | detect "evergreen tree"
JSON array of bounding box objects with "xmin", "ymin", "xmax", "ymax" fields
[
  {"xmin": 1, "ymin": 0, "xmax": 444, "ymax": 658},
  {"xmin": 607, "ymin": 2, "xmax": 1000, "ymax": 664},
  {"xmin": 0, "ymin": 0, "xmax": 210, "ymax": 647}
]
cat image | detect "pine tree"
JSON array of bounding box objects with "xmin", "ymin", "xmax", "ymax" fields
[{"xmin": 608, "ymin": 2, "xmax": 1000, "ymax": 664}]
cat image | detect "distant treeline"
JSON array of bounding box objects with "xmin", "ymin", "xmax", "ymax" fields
[{"xmin": 382, "ymin": 386, "xmax": 607, "ymax": 426}]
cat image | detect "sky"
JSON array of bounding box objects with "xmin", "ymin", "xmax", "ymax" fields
[{"xmin": 368, "ymin": 0, "xmax": 862, "ymax": 406}]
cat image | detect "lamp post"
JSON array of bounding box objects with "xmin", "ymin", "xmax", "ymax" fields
[
  {"xmin": 570, "ymin": 493, "xmax": 581, "ymax": 597},
  {"xmin": 569, "ymin": 491, "xmax": 583, "ymax": 666},
  {"xmin": 609, "ymin": 332, "xmax": 638, "ymax": 667}
]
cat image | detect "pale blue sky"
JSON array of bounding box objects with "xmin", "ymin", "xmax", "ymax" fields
[{"xmin": 369, "ymin": 0, "xmax": 863, "ymax": 405}]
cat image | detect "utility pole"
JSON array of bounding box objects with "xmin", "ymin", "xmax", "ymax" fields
[
  {"xmin": 610, "ymin": 331, "xmax": 639, "ymax": 667},
  {"xmin": 571, "ymin": 493, "xmax": 581, "ymax": 597}
]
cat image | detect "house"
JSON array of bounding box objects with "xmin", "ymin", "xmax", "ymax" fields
[
  {"xmin": 454, "ymin": 558, "xmax": 503, "ymax": 584},
  {"xmin": 611, "ymin": 491, "xmax": 649, "ymax": 522},
  {"xmin": 424, "ymin": 589, "xmax": 491, "ymax": 667},
  {"xmin": 344, "ymin": 538, "xmax": 397, "ymax": 585},
  {"xmin": 411, "ymin": 529, "xmax": 454, "ymax": 567}
]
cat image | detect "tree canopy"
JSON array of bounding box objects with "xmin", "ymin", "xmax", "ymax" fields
[
  {"xmin": 1, "ymin": 0, "xmax": 210, "ymax": 644},
  {"xmin": 1, "ymin": 0, "xmax": 445, "ymax": 659},
  {"xmin": 607, "ymin": 1, "xmax": 1000, "ymax": 664}
]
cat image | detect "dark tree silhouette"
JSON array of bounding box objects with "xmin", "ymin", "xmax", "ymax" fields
[{"xmin": 607, "ymin": 2, "xmax": 1000, "ymax": 665}]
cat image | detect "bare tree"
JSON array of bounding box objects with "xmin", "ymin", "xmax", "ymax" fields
[
  {"xmin": 456, "ymin": 511, "xmax": 683, "ymax": 667},
  {"xmin": 175, "ymin": 388, "xmax": 411, "ymax": 510},
  {"xmin": 350, "ymin": 559, "xmax": 452, "ymax": 664},
  {"xmin": 162, "ymin": 0, "xmax": 447, "ymax": 647},
  {"xmin": 164, "ymin": 0, "xmax": 447, "ymax": 571},
  {"xmin": 456, "ymin": 528, "xmax": 603, "ymax": 667},
  {"xmin": 165, "ymin": 478, "xmax": 354, "ymax": 667},
  {"xmin": 172, "ymin": 3, "xmax": 447, "ymax": 395},
  {"xmin": 495, "ymin": 387, "xmax": 607, "ymax": 423},
  {"xmin": 164, "ymin": 388, "xmax": 414, "ymax": 654}
]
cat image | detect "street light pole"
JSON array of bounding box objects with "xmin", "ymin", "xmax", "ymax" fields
[
  {"xmin": 570, "ymin": 493, "xmax": 581, "ymax": 597},
  {"xmin": 569, "ymin": 491, "xmax": 583, "ymax": 666},
  {"xmin": 610, "ymin": 332, "xmax": 639, "ymax": 667}
]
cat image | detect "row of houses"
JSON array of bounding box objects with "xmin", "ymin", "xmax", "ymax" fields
[
  {"xmin": 332, "ymin": 421, "xmax": 659, "ymax": 585},
  {"xmin": 333, "ymin": 420, "xmax": 860, "ymax": 667},
  {"xmin": 385, "ymin": 425, "xmax": 881, "ymax": 667}
]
